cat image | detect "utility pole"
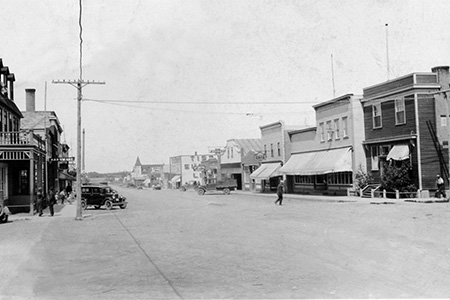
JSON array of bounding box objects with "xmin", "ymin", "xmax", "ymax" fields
[
  {"xmin": 52, "ymin": 79, "xmax": 104, "ymax": 220},
  {"xmin": 82, "ymin": 128, "xmax": 85, "ymax": 173}
]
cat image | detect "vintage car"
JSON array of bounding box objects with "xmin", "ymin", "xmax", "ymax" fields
[
  {"xmin": 0, "ymin": 198, "xmax": 10, "ymax": 223},
  {"xmin": 81, "ymin": 185, "xmax": 127, "ymax": 210}
]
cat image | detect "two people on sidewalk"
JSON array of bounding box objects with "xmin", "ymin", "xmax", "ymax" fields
[{"xmin": 36, "ymin": 187, "xmax": 57, "ymax": 217}]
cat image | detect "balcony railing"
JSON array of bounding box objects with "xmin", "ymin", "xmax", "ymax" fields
[{"xmin": 0, "ymin": 131, "xmax": 45, "ymax": 151}]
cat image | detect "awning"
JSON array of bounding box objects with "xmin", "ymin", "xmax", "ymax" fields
[
  {"xmin": 170, "ymin": 175, "xmax": 181, "ymax": 183},
  {"xmin": 250, "ymin": 162, "xmax": 282, "ymax": 180},
  {"xmin": 387, "ymin": 144, "xmax": 410, "ymax": 161},
  {"xmin": 280, "ymin": 147, "xmax": 352, "ymax": 175},
  {"xmin": 59, "ymin": 171, "xmax": 76, "ymax": 181}
]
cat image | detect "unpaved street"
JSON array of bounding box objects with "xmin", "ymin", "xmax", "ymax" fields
[{"xmin": 1, "ymin": 187, "xmax": 450, "ymax": 299}]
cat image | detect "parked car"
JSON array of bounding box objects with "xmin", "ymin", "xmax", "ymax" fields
[
  {"xmin": 0, "ymin": 198, "xmax": 10, "ymax": 223},
  {"xmin": 180, "ymin": 180, "xmax": 200, "ymax": 192},
  {"xmin": 81, "ymin": 184, "xmax": 127, "ymax": 210},
  {"xmin": 152, "ymin": 184, "xmax": 161, "ymax": 190}
]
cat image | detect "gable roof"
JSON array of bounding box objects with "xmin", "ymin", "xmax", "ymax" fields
[
  {"xmin": 0, "ymin": 93, "xmax": 23, "ymax": 118},
  {"xmin": 229, "ymin": 139, "xmax": 263, "ymax": 154},
  {"xmin": 21, "ymin": 111, "xmax": 62, "ymax": 133}
]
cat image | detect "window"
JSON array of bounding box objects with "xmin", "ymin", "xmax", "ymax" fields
[
  {"xmin": 270, "ymin": 144, "xmax": 274, "ymax": 157},
  {"xmin": 441, "ymin": 115, "xmax": 448, "ymax": 127},
  {"xmin": 373, "ymin": 104, "xmax": 382, "ymax": 128},
  {"xmin": 264, "ymin": 144, "xmax": 267, "ymax": 156},
  {"xmin": 334, "ymin": 119, "xmax": 340, "ymax": 139},
  {"xmin": 371, "ymin": 146, "xmax": 379, "ymax": 171},
  {"xmin": 319, "ymin": 122, "xmax": 325, "ymax": 142},
  {"xmin": 277, "ymin": 142, "xmax": 281, "ymax": 156},
  {"xmin": 395, "ymin": 98, "xmax": 405, "ymax": 125},
  {"xmin": 227, "ymin": 148, "xmax": 230, "ymax": 159},
  {"xmin": 326, "ymin": 121, "xmax": 332, "ymax": 141},
  {"xmin": 342, "ymin": 117, "xmax": 348, "ymax": 137},
  {"xmin": 184, "ymin": 164, "xmax": 190, "ymax": 170},
  {"xmin": 231, "ymin": 147, "xmax": 234, "ymax": 158}
]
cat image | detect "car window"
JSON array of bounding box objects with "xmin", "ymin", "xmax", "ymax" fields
[{"xmin": 93, "ymin": 188, "xmax": 100, "ymax": 194}]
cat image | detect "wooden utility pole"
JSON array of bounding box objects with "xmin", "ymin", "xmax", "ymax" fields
[{"xmin": 52, "ymin": 79, "xmax": 104, "ymax": 220}]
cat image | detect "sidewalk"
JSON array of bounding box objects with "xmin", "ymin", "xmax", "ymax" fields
[
  {"xmin": 8, "ymin": 201, "xmax": 77, "ymax": 222},
  {"xmin": 233, "ymin": 190, "xmax": 450, "ymax": 204}
]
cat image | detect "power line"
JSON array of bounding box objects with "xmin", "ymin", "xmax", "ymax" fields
[
  {"xmin": 84, "ymin": 99, "xmax": 313, "ymax": 115},
  {"xmin": 83, "ymin": 98, "xmax": 319, "ymax": 105}
]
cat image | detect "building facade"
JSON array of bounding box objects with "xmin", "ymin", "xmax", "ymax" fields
[
  {"xmin": 0, "ymin": 61, "xmax": 46, "ymax": 213},
  {"xmin": 250, "ymin": 121, "xmax": 302, "ymax": 192},
  {"xmin": 280, "ymin": 94, "xmax": 366, "ymax": 196},
  {"xmin": 130, "ymin": 156, "xmax": 164, "ymax": 187},
  {"xmin": 361, "ymin": 66, "xmax": 450, "ymax": 194},
  {"xmin": 220, "ymin": 139, "xmax": 262, "ymax": 190},
  {"xmin": 169, "ymin": 152, "xmax": 215, "ymax": 188}
]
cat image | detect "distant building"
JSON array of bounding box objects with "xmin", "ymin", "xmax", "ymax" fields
[
  {"xmin": 169, "ymin": 152, "xmax": 216, "ymax": 189},
  {"xmin": 220, "ymin": 138, "xmax": 262, "ymax": 190},
  {"xmin": 130, "ymin": 156, "xmax": 164, "ymax": 187}
]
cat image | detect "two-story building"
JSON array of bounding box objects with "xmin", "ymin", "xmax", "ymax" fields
[
  {"xmin": 169, "ymin": 152, "xmax": 216, "ymax": 188},
  {"xmin": 21, "ymin": 88, "xmax": 70, "ymax": 195},
  {"xmin": 220, "ymin": 138, "xmax": 262, "ymax": 190},
  {"xmin": 250, "ymin": 121, "xmax": 304, "ymax": 192},
  {"xmin": 0, "ymin": 60, "xmax": 46, "ymax": 213},
  {"xmin": 280, "ymin": 94, "xmax": 366, "ymax": 196},
  {"xmin": 361, "ymin": 66, "xmax": 450, "ymax": 194}
]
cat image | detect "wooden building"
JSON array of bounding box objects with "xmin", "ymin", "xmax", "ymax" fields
[{"xmin": 361, "ymin": 66, "xmax": 450, "ymax": 193}]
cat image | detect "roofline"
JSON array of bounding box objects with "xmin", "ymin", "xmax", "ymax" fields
[
  {"xmin": 288, "ymin": 126, "xmax": 317, "ymax": 135},
  {"xmin": 363, "ymin": 71, "xmax": 436, "ymax": 92},
  {"xmin": 260, "ymin": 120, "xmax": 284, "ymax": 130},
  {"xmin": 312, "ymin": 93, "xmax": 357, "ymax": 109}
]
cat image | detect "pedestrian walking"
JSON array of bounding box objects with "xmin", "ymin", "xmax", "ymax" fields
[
  {"xmin": 47, "ymin": 189, "xmax": 56, "ymax": 216},
  {"xmin": 59, "ymin": 189, "xmax": 66, "ymax": 204},
  {"xmin": 435, "ymin": 175, "xmax": 446, "ymax": 198},
  {"xmin": 36, "ymin": 187, "xmax": 44, "ymax": 216},
  {"xmin": 275, "ymin": 180, "xmax": 284, "ymax": 206}
]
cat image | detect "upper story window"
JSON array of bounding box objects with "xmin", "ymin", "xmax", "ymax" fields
[
  {"xmin": 372, "ymin": 103, "xmax": 382, "ymax": 129},
  {"xmin": 326, "ymin": 121, "xmax": 332, "ymax": 141},
  {"xmin": 319, "ymin": 122, "xmax": 324, "ymax": 142},
  {"xmin": 395, "ymin": 98, "xmax": 406, "ymax": 125},
  {"xmin": 277, "ymin": 142, "xmax": 281, "ymax": 156},
  {"xmin": 184, "ymin": 164, "xmax": 190, "ymax": 170},
  {"xmin": 264, "ymin": 144, "xmax": 267, "ymax": 156},
  {"xmin": 441, "ymin": 115, "xmax": 449, "ymax": 127},
  {"xmin": 227, "ymin": 148, "xmax": 230, "ymax": 159},
  {"xmin": 270, "ymin": 143, "xmax": 274, "ymax": 157},
  {"xmin": 334, "ymin": 119, "xmax": 340, "ymax": 139},
  {"xmin": 342, "ymin": 117, "xmax": 348, "ymax": 137},
  {"xmin": 231, "ymin": 147, "xmax": 233, "ymax": 158}
]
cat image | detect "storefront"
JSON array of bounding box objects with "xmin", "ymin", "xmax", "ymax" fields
[{"xmin": 250, "ymin": 162, "xmax": 282, "ymax": 192}]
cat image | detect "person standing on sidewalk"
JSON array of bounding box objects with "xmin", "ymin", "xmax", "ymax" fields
[
  {"xmin": 275, "ymin": 180, "xmax": 284, "ymax": 205},
  {"xmin": 47, "ymin": 189, "xmax": 56, "ymax": 216},
  {"xmin": 436, "ymin": 175, "xmax": 446, "ymax": 198},
  {"xmin": 36, "ymin": 187, "xmax": 44, "ymax": 216}
]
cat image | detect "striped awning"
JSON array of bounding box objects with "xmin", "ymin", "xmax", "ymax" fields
[
  {"xmin": 250, "ymin": 162, "xmax": 282, "ymax": 180},
  {"xmin": 280, "ymin": 147, "xmax": 352, "ymax": 175}
]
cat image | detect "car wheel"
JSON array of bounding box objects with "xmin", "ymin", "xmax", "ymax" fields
[
  {"xmin": 94, "ymin": 206, "xmax": 101, "ymax": 209},
  {"xmin": 223, "ymin": 188, "xmax": 230, "ymax": 195},
  {"xmin": 120, "ymin": 203, "xmax": 127, "ymax": 209},
  {"xmin": 198, "ymin": 189, "xmax": 205, "ymax": 195},
  {"xmin": 81, "ymin": 200, "xmax": 87, "ymax": 210},
  {"xmin": 0, "ymin": 214, "xmax": 7, "ymax": 223},
  {"xmin": 105, "ymin": 200, "xmax": 113, "ymax": 210}
]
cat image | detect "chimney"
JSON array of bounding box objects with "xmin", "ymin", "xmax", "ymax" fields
[
  {"xmin": 431, "ymin": 66, "xmax": 450, "ymax": 90},
  {"xmin": 25, "ymin": 88, "xmax": 36, "ymax": 112}
]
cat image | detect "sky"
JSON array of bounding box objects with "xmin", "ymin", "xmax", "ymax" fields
[{"xmin": 2, "ymin": 0, "xmax": 450, "ymax": 173}]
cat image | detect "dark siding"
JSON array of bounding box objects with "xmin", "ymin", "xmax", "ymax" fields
[
  {"xmin": 364, "ymin": 97, "xmax": 416, "ymax": 141},
  {"xmin": 418, "ymin": 96, "xmax": 446, "ymax": 190}
]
